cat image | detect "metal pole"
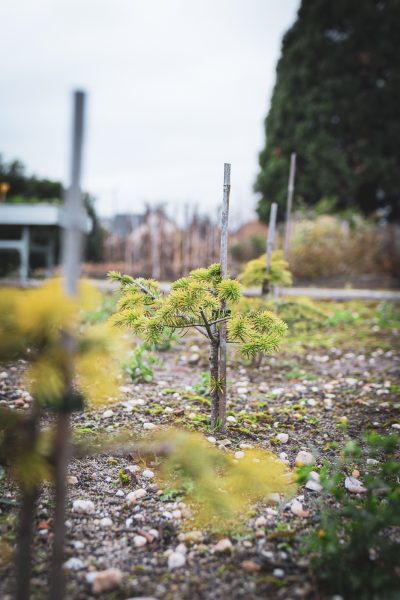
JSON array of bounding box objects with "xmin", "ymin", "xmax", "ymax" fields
[
  {"xmin": 283, "ymin": 152, "xmax": 296, "ymax": 258},
  {"xmin": 218, "ymin": 163, "xmax": 231, "ymax": 430}
]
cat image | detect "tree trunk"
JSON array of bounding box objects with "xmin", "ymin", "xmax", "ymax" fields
[
  {"xmin": 15, "ymin": 408, "xmax": 39, "ymax": 600},
  {"xmin": 16, "ymin": 487, "xmax": 38, "ymax": 600},
  {"xmin": 209, "ymin": 341, "xmax": 220, "ymax": 430},
  {"xmin": 49, "ymin": 413, "xmax": 71, "ymax": 600},
  {"xmin": 261, "ymin": 278, "xmax": 270, "ymax": 298}
]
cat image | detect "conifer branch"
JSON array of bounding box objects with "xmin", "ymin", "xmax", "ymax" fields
[{"xmin": 200, "ymin": 309, "xmax": 217, "ymax": 342}]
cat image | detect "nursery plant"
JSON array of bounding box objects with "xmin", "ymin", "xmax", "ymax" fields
[
  {"xmin": 109, "ymin": 263, "xmax": 287, "ymax": 430},
  {"xmin": 238, "ymin": 249, "xmax": 292, "ymax": 290},
  {"xmin": 121, "ymin": 346, "xmax": 160, "ymax": 383}
]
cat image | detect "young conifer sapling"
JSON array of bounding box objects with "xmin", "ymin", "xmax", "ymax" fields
[{"xmin": 109, "ymin": 264, "xmax": 287, "ymax": 430}]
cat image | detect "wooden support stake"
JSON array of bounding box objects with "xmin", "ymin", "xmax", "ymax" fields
[
  {"xmin": 262, "ymin": 202, "xmax": 278, "ymax": 297},
  {"xmin": 49, "ymin": 90, "xmax": 86, "ymax": 600},
  {"xmin": 283, "ymin": 152, "xmax": 296, "ymax": 258},
  {"xmin": 183, "ymin": 203, "xmax": 190, "ymax": 275},
  {"xmin": 218, "ymin": 163, "xmax": 231, "ymax": 430}
]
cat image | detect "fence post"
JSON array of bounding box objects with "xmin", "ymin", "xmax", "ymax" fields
[
  {"xmin": 218, "ymin": 163, "xmax": 231, "ymax": 430},
  {"xmin": 283, "ymin": 152, "xmax": 296, "ymax": 258}
]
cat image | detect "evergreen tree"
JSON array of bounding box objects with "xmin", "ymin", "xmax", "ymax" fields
[{"xmin": 255, "ymin": 0, "xmax": 400, "ymax": 221}]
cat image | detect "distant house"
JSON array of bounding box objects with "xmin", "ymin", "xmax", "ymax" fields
[
  {"xmin": 229, "ymin": 219, "xmax": 268, "ymax": 269},
  {"xmin": 0, "ymin": 203, "xmax": 91, "ymax": 282},
  {"xmin": 101, "ymin": 213, "xmax": 145, "ymax": 238}
]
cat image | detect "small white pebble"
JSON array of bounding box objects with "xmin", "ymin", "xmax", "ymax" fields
[
  {"xmin": 255, "ymin": 516, "xmax": 267, "ymax": 528},
  {"xmin": 345, "ymin": 476, "xmax": 366, "ymax": 494},
  {"xmin": 148, "ymin": 528, "xmax": 159, "ymax": 539},
  {"xmin": 125, "ymin": 465, "xmax": 140, "ymax": 474},
  {"xmin": 142, "ymin": 469, "xmax": 155, "ymax": 479},
  {"xmin": 126, "ymin": 488, "xmax": 147, "ymax": 504},
  {"xmin": 175, "ymin": 543, "xmax": 187, "ymax": 555},
  {"xmin": 213, "ymin": 538, "xmax": 233, "ymax": 553},
  {"xmin": 168, "ymin": 551, "xmax": 186, "ymax": 570},
  {"xmin": 143, "ymin": 422, "xmax": 157, "ymax": 430},
  {"xmin": 63, "ymin": 557, "xmax": 85, "ymax": 571},
  {"xmin": 273, "ymin": 568, "xmax": 285, "ymax": 578},
  {"xmin": 100, "ymin": 517, "xmax": 113, "ymax": 528},
  {"xmin": 133, "ymin": 535, "xmax": 147, "ymax": 547},
  {"xmin": 102, "ymin": 409, "xmax": 114, "ymax": 419},
  {"xmin": 72, "ymin": 500, "xmax": 95, "ymax": 515},
  {"xmin": 295, "ymin": 451, "xmax": 315, "ymax": 466}
]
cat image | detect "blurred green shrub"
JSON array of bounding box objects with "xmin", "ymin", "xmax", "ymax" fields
[
  {"xmin": 287, "ymin": 215, "xmax": 389, "ymax": 280},
  {"xmin": 121, "ymin": 346, "xmax": 160, "ymax": 383},
  {"xmin": 302, "ymin": 434, "xmax": 400, "ymax": 599}
]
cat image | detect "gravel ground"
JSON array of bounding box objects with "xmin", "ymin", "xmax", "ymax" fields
[{"xmin": 0, "ymin": 317, "xmax": 399, "ymax": 600}]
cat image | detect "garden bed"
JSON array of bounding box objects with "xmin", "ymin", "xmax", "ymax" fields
[{"xmin": 0, "ymin": 301, "xmax": 399, "ymax": 599}]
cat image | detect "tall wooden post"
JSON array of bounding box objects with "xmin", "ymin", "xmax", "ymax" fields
[
  {"xmin": 150, "ymin": 207, "xmax": 161, "ymax": 280},
  {"xmin": 49, "ymin": 90, "xmax": 86, "ymax": 600},
  {"xmin": 262, "ymin": 202, "xmax": 277, "ymax": 297},
  {"xmin": 218, "ymin": 163, "xmax": 231, "ymax": 430},
  {"xmin": 283, "ymin": 152, "xmax": 296, "ymax": 258},
  {"xmin": 183, "ymin": 203, "xmax": 190, "ymax": 275}
]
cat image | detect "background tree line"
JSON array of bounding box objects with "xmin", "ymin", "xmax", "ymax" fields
[{"xmin": 255, "ymin": 0, "xmax": 400, "ymax": 222}]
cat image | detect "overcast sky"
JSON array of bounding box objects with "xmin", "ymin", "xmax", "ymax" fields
[{"xmin": 1, "ymin": 0, "xmax": 299, "ymax": 224}]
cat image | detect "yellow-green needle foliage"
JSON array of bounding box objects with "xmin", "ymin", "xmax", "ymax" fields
[
  {"xmin": 109, "ymin": 264, "xmax": 287, "ymax": 428},
  {"xmin": 238, "ymin": 250, "xmax": 293, "ymax": 288}
]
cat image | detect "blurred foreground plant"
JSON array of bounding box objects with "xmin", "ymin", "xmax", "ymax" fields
[
  {"xmin": 0, "ymin": 280, "xmax": 125, "ymax": 600},
  {"xmin": 151, "ymin": 430, "xmax": 296, "ymax": 533}
]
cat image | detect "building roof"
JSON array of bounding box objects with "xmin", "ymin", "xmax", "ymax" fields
[{"xmin": 0, "ymin": 203, "xmax": 92, "ymax": 231}]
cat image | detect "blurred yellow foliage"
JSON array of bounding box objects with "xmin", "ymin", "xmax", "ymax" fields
[
  {"xmin": 0, "ymin": 280, "xmax": 126, "ymax": 408},
  {"xmin": 156, "ymin": 430, "xmax": 295, "ymax": 533}
]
